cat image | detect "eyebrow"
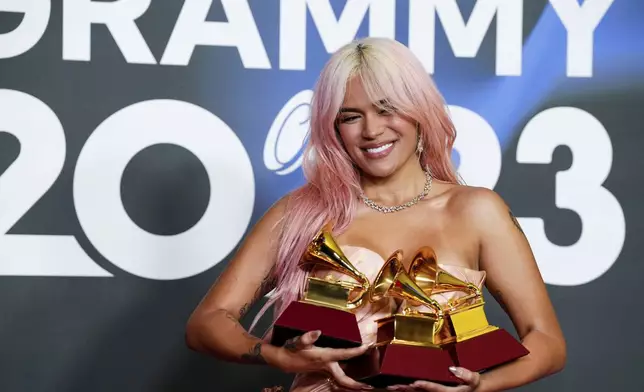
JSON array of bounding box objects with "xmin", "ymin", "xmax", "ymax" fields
[
  {"xmin": 338, "ymin": 107, "xmax": 361, "ymax": 114},
  {"xmin": 338, "ymin": 99, "xmax": 391, "ymax": 114}
]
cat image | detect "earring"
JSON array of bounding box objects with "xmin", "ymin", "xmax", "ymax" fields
[{"xmin": 416, "ymin": 125, "xmax": 424, "ymax": 155}]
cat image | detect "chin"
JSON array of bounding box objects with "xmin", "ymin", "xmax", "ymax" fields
[{"xmin": 359, "ymin": 162, "xmax": 399, "ymax": 178}]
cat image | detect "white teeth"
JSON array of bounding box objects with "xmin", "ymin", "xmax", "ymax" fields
[{"xmin": 366, "ymin": 143, "xmax": 393, "ymax": 153}]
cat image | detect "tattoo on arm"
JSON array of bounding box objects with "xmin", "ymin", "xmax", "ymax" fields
[
  {"xmin": 239, "ymin": 303, "xmax": 251, "ymax": 318},
  {"xmin": 240, "ymin": 342, "xmax": 267, "ymax": 364},
  {"xmin": 239, "ymin": 265, "xmax": 278, "ymax": 319},
  {"xmin": 217, "ymin": 309, "xmax": 266, "ymax": 363},
  {"xmin": 508, "ymin": 209, "xmax": 525, "ymax": 236},
  {"xmin": 220, "ymin": 310, "xmax": 253, "ymax": 339},
  {"xmin": 258, "ymin": 264, "xmax": 278, "ymax": 297},
  {"xmin": 233, "ymin": 267, "xmax": 279, "ymax": 364},
  {"xmin": 283, "ymin": 336, "xmax": 299, "ymax": 352}
]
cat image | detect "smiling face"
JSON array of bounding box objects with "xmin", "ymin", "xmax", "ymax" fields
[{"xmin": 336, "ymin": 77, "xmax": 419, "ymax": 179}]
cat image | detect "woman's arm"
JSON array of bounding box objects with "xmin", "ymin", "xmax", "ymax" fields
[
  {"xmin": 468, "ymin": 188, "xmax": 567, "ymax": 392},
  {"xmin": 185, "ymin": 196, "xmax": 288, "ymax": 367},
  {"xmin": 184, "ymin": 197, "xmax": 373, "ymax": 390}
]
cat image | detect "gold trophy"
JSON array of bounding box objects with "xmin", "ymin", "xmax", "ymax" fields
[
  {"xmin": 299, "ymin": 228, "xmax": 371, "ymax": 311},
  {"xmin": 407, "ymin": 246, "xmax": 529, "ymax": 376},
  {"xmin": 347, "ymin": 247, "xmax": 529, "ymax": 388},
  {"xmin": 407, "ymin": 246, "xmax": 496, "ymax": 343},
  {"xmin": 346, "ymin": 250, "xmax": 461, "ymax": 387},
  {"xmin": 270, "ymin": 226, "xmax": 370, "ymax": 349},
  {"xmin": 369, "ymin": 249, "xmax": 447, "ymax": 347}
]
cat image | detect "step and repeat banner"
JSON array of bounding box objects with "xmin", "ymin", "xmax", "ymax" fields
[{"xmin": 1, "ymin": 0, "xmax": 642, "ymax": 391}]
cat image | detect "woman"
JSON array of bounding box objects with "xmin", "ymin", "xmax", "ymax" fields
[{"xmin": 185, "ymin": 37, "xmax": 566, "ymax": 392}]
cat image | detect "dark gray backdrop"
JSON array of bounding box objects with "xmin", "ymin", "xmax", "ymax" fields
[{"xmin": 1, "ymin": 1, "xmax": 642, "ymax": 391}]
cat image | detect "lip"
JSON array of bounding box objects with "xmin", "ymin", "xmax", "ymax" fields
[
  {"xmin": 360, "ymin": 141, "xmax": 397, "ymax": 149},
  {"xmin": 361, "ymin": 141, "xmax": 396, "ymax": 159}
]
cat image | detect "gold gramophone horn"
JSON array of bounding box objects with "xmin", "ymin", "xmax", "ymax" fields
[
  {"xmin": 298, "ymin": 226, "xmax": 370, "ymax": 309},
  {"xmin": 369, "ymin": 250, "xmax": 404, "ymax": 303},
  {"xmin": 408, "ymin": 246, "xmax": 481, "ymax": 297},
  {"xmin": 370, "ymin": 250, "xmax": 443, "ymax": 317}
]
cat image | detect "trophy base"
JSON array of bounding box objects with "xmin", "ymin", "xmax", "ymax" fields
[
  {"xmin": 344, "ymin": 328, "xmax": 529, "ymax": 388},
  {"xmin": 346, "ymin": 342, "xmax": 462, "ymax": 388},
  {"xmin": 270, "ymin": 300, "xmax": 362, "ymax": 349},
  {"xmin": 453, "ymin": 327, "xmax": 530, "ymax": 372}
]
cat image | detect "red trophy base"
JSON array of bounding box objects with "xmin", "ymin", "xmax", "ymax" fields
[
  {"xmin": 452, "ymin": 328, "xmax": 530, "ymax": 372},
  {"xmin": 346, "ymin": 343, "xmax": 461, "ymax": 388},
  {"xmin": 346, "ymin": 329, "xmax": 529, "ymax": 388},
  {"xmin": 270, "ymin": 301, "xmax": 362, "ymax": 349}
]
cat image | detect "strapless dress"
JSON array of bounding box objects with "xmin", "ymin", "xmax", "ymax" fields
[{"xmin": 288, "ymin": 245, "xmax": 486, "ymax": 392}]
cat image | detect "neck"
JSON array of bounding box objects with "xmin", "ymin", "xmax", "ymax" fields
[{"xmin": 360, "ymin": 159, "xmax": 427, "ymax": 206}]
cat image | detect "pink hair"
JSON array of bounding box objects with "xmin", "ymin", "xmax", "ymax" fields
[{"xmin": 250, "ymin": 37, "xmax": 460, "ymax": 334}]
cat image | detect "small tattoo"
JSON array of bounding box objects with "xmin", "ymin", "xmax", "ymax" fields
[
  {"xmin": 241, "ymin": 342, "xmax": 266, "ymax": 364},
  {"xmin": 257, "ymin": 265, "xmax": 278, "ymax": 298},
  {"xmin": 508, "ymin": 209, "xmax": 525, "ymax": 236},
  {"xmin": 283, "ymin": 337, "xmax": 299, "ymax": 352},
  {"xmin": 238, "ymin": 265, "xmax": 278, "ymax": 319},
  {"xmin": 219, "ymin": 310, "xmax": 255, "ymax": 340},
  {"xmin": 262, "ymin": 387, "xmax": 284, "ymax": 392},
  {"xmin": 239, "ymin": 302, "xmax": 250, "ymax": 318}
]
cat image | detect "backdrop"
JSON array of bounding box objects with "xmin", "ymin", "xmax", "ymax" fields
[{"xmin": 1, "ymin": 0, "xmax": 642, "ymax": 391}]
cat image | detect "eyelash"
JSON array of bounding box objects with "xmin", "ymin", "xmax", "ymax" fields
[{"xmin": 339, "ymin": 109, "xmax": 392, "ymax": 124}]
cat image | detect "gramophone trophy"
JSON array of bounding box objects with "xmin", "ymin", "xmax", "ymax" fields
[
  {"xmin": 407, "ymin": 246, "xmax": 529, "ymax": 374},
  {"xmin": 270, "ymin": 227, "xmax": 370, "ymax": 349},
  {"xmin": 345, "ymin": 250, "xmax": 463, "ymax": 387},
  {"xmin": 346, "ymin": 247, "xmax": 529, "ymax": 388}
]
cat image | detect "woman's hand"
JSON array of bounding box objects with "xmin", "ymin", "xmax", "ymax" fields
[
  {"xmin": 387, "ymin": 367, "xmax": 481, "ymax": 392},
  {"xmin": 275, "ymin": 330, "xmax": 374, "ymax": 391}
]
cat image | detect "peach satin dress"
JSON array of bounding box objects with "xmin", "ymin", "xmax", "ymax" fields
[{"xmin": 288, "ymin": 246, "xmax": 487, "ymax": 392}]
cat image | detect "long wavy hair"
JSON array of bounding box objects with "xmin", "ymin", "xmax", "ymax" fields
[{"xmin": 251, "ymin": 37, "xmax": 460, "ymax": 333}]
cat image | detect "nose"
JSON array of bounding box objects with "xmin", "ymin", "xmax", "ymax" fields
[{"xmin": 361, "ymin": 115, "xmax": 386, "ymax": 140}]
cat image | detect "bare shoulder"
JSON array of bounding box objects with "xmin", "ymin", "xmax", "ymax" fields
[
  {"xmin": 253, "ymin": 192, "xmax": 293, "ymax": 242},
  {"xmin": 233, "ymin": 191, "xmax": 293, "ymax": 259},
  {"xmin": 445, "ymin": 185, "xmax": 511, "ymax": 219},
  {"xmin": 263, "ymin": 192, "xmax": 292, "ymax": 224},
  {"xmin": 439, "ymin": 184, "xmax": 524, "ymax": 239}
]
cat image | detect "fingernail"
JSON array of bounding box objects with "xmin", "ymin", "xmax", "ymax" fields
[
  {"xmin": 312, "ymin": 330, "xmax": 322, "ymax": 338},
  {"xmin": 449, "ymin": 366, "xmax": 461, "ymax": 376}
]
